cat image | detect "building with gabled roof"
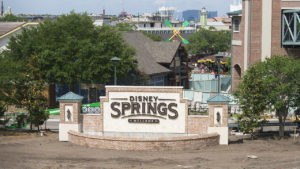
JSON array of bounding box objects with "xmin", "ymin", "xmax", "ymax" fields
[{"xmin": 123, "ymin": 31, "xmax": 190, "ymax": 87}]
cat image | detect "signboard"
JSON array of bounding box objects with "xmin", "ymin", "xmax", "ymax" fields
[{"xmin": 103, "ymin": 91, "xmax": 186, "ymax": 133}]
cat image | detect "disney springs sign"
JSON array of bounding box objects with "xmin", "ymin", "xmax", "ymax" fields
[
  {"xmin": 110, "ymin": 96, "xmax": 179, "ymax": 124},
  {"xmin": 102, "ymin": 89, "xmax": 186, "ymax": 134}
]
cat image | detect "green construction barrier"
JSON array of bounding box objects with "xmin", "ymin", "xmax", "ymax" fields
[
  {"xmin": 45, "ymin": 102, "xmax": 100, "ymax": 115},
  {"xmin": 5, "ymin": 112, "xmax": 27, "ymax": 129}
]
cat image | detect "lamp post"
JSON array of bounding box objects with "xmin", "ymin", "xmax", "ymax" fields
[
  {"xmin": 110, "ymin": 57, "xmax": 121, "ymax": 85},
  {"xmin": 215, "ymin": 53, "xmax": 224, "ymax": 93}
]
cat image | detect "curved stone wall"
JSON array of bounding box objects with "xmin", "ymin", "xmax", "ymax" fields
[{"xmin": 68, "ymin": 131, "xmax": 219, "ymax": 151}]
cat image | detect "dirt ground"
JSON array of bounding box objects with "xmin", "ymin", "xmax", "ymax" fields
[{"xmin": 0, "ymin": 131, "xmax": 300, "ymax": 169}]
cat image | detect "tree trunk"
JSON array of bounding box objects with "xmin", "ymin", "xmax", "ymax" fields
[
  {"xmin": 69, "ymin": 83, "xmax": 75, "ymax": 92},
  {"xmin": 278, "ymin": 115, "xmax": 285, "ymax": 137}
]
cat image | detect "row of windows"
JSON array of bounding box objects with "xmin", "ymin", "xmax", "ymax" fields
[
  {"xmin": 145, "ymin": 30, "xmax": 196, "ymax": 34},
  {"xmin": 141, "ymin": 23, "xmax": 181, "ymax": 28}
]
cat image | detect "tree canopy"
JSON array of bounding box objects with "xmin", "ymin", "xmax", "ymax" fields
[
  {"xmin": 3, "ymin": 12, "xmax": 136, "ymax": 90},
  {"xmin": 0, "ymin": 14, "xmax": 28, "ymax": 22},
  {"xmin": 234, "ymin": 55, "xmax": 300, "ymax": 137},
  {"xmin": 186, "ymin": 27, "xmax": 231, "ymax": 55}
]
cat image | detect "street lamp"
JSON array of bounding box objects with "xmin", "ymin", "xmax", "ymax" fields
[
  {"xmin": 215, "ymin": 53, "xmax": 224, "ymax": 93},
  {"xmin": 110, "ymin": 57, "xmax": 121, "ymax": 85}
]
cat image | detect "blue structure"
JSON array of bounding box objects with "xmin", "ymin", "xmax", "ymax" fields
[
  {"xmin": 183, "ymin": 10, "xmax": 218, "ymax": 21},
  {"xmin": 207, "ymin": 11, "xmax": 218, "ymax": 18},
  {"xmin": 183, "ymin": 10, "xmax": 201, "ymax": 21}
]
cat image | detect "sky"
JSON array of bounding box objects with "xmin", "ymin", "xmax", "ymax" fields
[{"xmin": 2, "ymin": 0, "xmax": 232, "ymax": 16}]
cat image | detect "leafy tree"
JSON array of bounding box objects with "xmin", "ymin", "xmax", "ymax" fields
[
  {"xmin": 235, "ymin": 55, "xmax": 300, "ymax": 137},
  {"xmin": 4, "ymin": 12, "xmax": 136, "ymax": 91},
  {"xmin": 234, "ymin": 62, "xmax": 268, "ymax": 136},
  {"xmin": 187, "ymin": 27, "xmax": 230, "ymax": 55},
  {"xmin": 139, "ymin": 30, "xmax": 162, "ymax": 41},
  {"xmin": 0, "ymin": 14, "xmax": 28, "ymax": 22},
  {"xmin": 0, "ymin": 53, "xmax": 23, "ymax": 104},
  {"xmin": 12, "ymin": 56, "xmax": 48, "ymax": 130},
  {"xmin": 226, "ymin": 57, "xmax": 231, "ymax": 75}
]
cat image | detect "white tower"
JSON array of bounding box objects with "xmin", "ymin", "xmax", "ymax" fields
[{"xmin": 230, "ymin": 0, "xmax": 242, "ymax": 12}]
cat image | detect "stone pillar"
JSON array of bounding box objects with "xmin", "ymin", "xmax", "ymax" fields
[
  {"xmin": 207, "ymin": 94, "xmax": 230, "ymax": 145},
  {"xmin": 58, "ymin": 92, "xmax": 83, "ymax": 141}
]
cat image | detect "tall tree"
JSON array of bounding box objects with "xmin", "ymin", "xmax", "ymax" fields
[
  {"xmin": 186, "ymin": 27, "xmax": 231, "ymax": 55},
  {"xmin": 11, "ymin": 56, "xmax": 48, "ymax": 130},
  {"xmin": 235, "ymin": 55, "xmax": 300, "ymax": 137},
  {"xmin": 234, "ymin": 62, "xmax": 268, "ymax": 136},
  {"xmin": 4, "ymin": 12, "xmax": 136, "ymax": 91}
]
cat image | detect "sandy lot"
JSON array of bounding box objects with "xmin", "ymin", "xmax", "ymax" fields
[{"xmin": 0, "ymin": 131, "xmax": 300, "ymax": 169}]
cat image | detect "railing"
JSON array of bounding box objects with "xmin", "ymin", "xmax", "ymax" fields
[
  {"xmin": 188, "ymin": 103, "xmax": 209, "ymax": 115},
  {"xmin": 189, "ymin": 76, "xmax": 232, "ymax": 92}
]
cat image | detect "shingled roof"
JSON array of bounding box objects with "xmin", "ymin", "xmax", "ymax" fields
[
  {"xmin": 0, "ymin": 22, "xmax": 26, "ymax": 37},
  {"xmin": 123, "ymin": 32, "xmax": 181, "ymax": 75}
]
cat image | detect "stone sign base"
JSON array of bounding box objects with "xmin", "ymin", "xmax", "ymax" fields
[{"xmin": 68, "ymin": 130, "xmax": 219, "ymax": 151}]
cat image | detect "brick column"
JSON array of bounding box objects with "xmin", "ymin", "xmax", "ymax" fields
[
  {"xmin": 207, "ymin": 94, "xmax": 230, "ymax": 145},
  {"xmin": 57, "ymin": 92, "xmax": 83, "ymax": 141}
]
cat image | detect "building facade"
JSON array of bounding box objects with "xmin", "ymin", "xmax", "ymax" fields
[{"xmin": 229, "ymin": 0, "xmax": 300, "ymax": 90}]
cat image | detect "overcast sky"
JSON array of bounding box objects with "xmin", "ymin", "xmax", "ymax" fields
[{"xmin": 3, "ymin": 0, "xmax": 232, "ymax": 16}]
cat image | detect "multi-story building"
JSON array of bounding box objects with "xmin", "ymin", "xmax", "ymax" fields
[
  {"xmin": 228, "ymin": 0, "xmax": 300, "ymax": 90},
  {"xmin": 133, "ymin": 8, "xmax": 196, "ymax": 41}
]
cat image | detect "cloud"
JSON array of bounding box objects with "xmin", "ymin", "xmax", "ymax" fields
[{"xmin": 154, "ymin": 0, "xmax": 166, "ymax": 5}]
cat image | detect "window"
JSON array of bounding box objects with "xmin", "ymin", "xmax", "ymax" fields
[
  {"xmin": 149, "ymin": 76, "xmax": 165, "ymax": 86},
  {"xmin": 282, "ymin": 10, "xmax": 300, "ymax": 46},
  {"xmin": 234, "ymin": 19, "xmax": 240, "ymax": 32}
]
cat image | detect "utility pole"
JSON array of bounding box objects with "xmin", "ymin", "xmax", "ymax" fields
[
  {"xmin": 1, "ymin": 1, "xmax": 4, "ymax": 17},
  {"xmin": 215, "ymin": 53, "xmax": 224, "ymax": 93}
]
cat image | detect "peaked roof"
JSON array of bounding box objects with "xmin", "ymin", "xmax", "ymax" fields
[
  {"xmin": 0, "ymin": 22, "xmax": 26, "ymax": 37},
  {"xmin": 123, "ymin": 32, "xmax": 181, "ymax": 75},
  {"xmin": 57, "ymin": 92, "xmax": 84, "ymax": 101},
  {"xmin": 207, "ymin": 94, "xmax": 230, "ymax": 103}
]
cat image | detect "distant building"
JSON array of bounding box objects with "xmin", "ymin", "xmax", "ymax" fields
[
  {"xmin": 182, "ymin": 9, "xmax": 217, "ymax": 21},
  {"xmin": 207, "ymin": 11, "xmax": 218, "ymax": 18},
  {"xmin": 93, "ymin": 17, "xmax": 111, "ymax": 26},
  {"xmin": 183, "ymin": 10, "xmax": 200, "ymax": 21},
  {"xmin": 198, "ymin": 8, "xmax": 230, "ymax": 31},
  {"xmin": 132, "ymin": 7, "xmax": 196, "ymax": 40}
]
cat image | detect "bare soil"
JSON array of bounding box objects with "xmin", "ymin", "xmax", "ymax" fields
[{"xmin": 0, "ymin": 130, "xmax": 300, "ymax": 169}]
